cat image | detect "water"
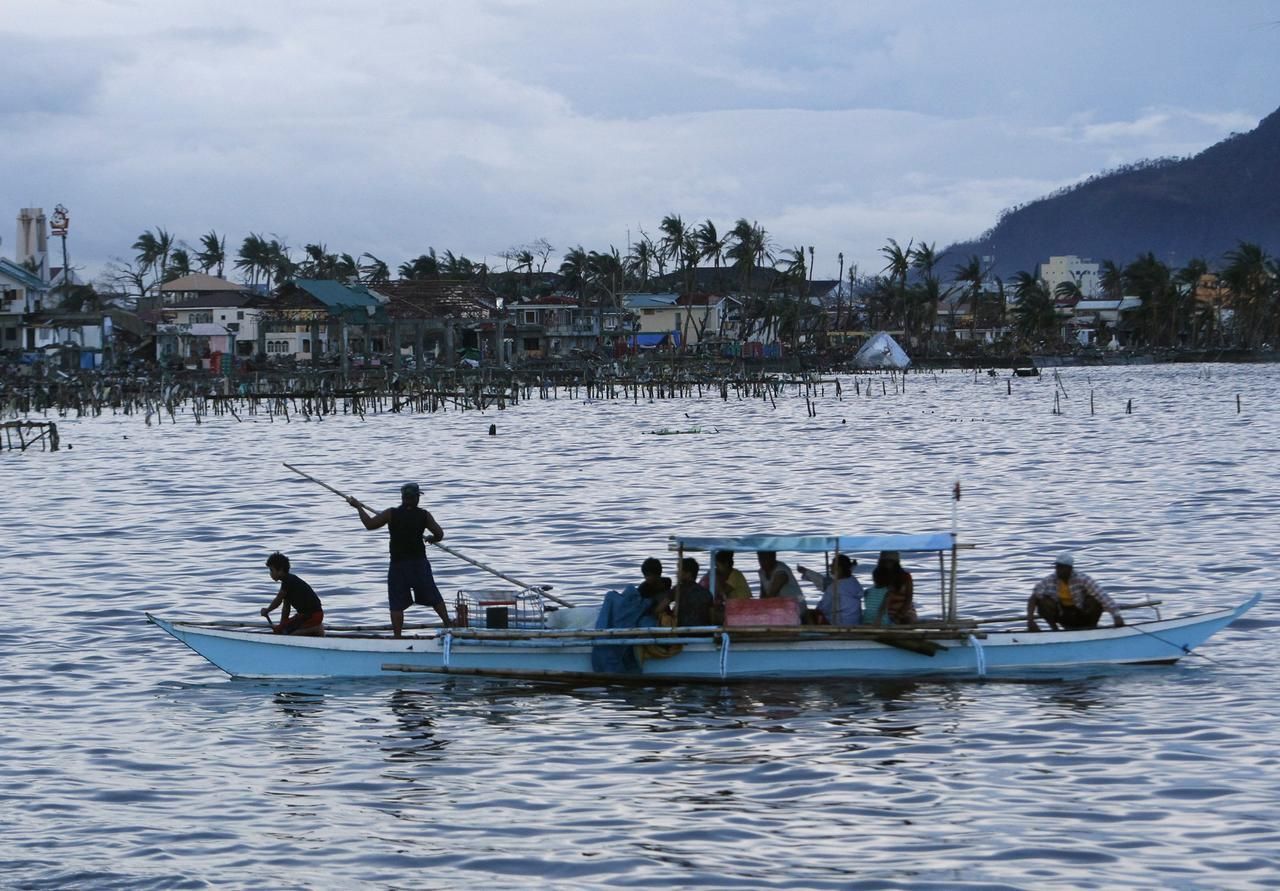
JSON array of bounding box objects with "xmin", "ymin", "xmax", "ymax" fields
[{"xmin": 2, "ymin": 364, "xmax": 1278, "ymax": 889}]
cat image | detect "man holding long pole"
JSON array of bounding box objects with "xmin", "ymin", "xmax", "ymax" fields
[{"xmin": 348, "ymin": 483, "xmax": 452, "ymax": 636}]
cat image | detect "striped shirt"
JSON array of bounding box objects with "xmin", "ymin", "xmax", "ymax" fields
[{"xmin": 1032, "ymin": 571, "xmax": 1120, "ymax": 616}]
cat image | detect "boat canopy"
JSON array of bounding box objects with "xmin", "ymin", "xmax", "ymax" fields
[{"xmin": 669, "ymin": 532, "xmax": 955, "ymax": 555}]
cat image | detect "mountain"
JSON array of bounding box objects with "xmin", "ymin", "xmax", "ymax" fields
[{"xmin": 943, "ymin": 106, "xmax": 1280, "ymax": 278}]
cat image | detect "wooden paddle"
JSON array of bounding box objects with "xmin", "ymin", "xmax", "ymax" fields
[{"xmin": 283, "ymin": 462, "xmax": 574, "ymax": 608}]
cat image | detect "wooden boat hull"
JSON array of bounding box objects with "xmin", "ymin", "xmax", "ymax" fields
[{"xmin": 147, "ymin": 594, "xmax": 1258, "ymax": 681}]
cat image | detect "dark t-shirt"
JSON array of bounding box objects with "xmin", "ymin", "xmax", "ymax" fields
[
  {"xmin": 281, "ymin": 573, "xmax": 321, "ymax": 615},
  {"xmin": 674, "ymin": 583, "xmax": 713, "ymax": 626},
  {"xmin": 388, "ymin": 506, "xmax": 432, "ymax": 562}
]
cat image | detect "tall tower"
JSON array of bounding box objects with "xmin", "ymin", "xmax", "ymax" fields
[{"xmin": 16, "ymin": 208, "xmax": 49, "ymax": 282}]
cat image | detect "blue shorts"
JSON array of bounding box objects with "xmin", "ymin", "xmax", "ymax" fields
[{"xmin": 388, "ymin": 557, "xmax": 443, "ymax": 611}]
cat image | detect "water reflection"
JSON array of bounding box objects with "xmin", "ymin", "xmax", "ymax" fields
[
  {"xmin": 379, "ymin": 688, "xmax": 447, "ymax": 762},
  {"xmin": 271, "ymin": 688, "xmax": 328, "ymax": 721}
]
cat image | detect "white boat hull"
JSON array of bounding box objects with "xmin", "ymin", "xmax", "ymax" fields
[{"xmin": 147, "ymin": 594, "xmax": 1259, "ymax": 681}]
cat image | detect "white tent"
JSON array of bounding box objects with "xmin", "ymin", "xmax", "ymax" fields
[{"xmin": 853, "ymin": 331, "xmax": 911, "ymax": 369}]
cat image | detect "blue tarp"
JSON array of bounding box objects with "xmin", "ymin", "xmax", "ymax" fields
[
  {"xmin": 590, "ymin": 586, "xmax": 658, "ymax": 673},
  {"xmin": 627, "ymin": 332, "xmax": 681, "ymax": 349}
]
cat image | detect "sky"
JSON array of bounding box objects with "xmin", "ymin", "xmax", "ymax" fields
[{"xmin": 3, "ymin": 0, "xmax": 1279, "ymax": 285}]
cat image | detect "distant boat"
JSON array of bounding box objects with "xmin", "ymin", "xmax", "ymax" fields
[{"xmin": 148, "ymin": 531, "xmax": 1258, "ymax": 682}]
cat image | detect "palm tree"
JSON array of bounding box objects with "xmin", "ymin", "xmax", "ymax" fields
[
  {"xmin": 658, "ymin": 214, "xmax": 697, "ymax": 294},
  {"xmin": 627, "ymin": 234, "xmax": 657, "ymax": 290},
  {"xmin": 236, "ymin": 233, "xmax": 271, "ymax": 288},
  {"xmin": 879, "ymin": 238, "xmax": 913, "ymax": 335},
  {"xmin": 358, "ymin": 254, "xmax": 390, "ymax": 285},
  {"xmin": 585, "ymin": 247, "xmax": 626, "ymax": 337},
  {"xmin": 695, "ymin": 219, "xmax": 727, "ymax": 290},
  {"xmin": 164, "ymin": 248, "xmax": 193, "ymax": 282},
  {"xmin": 1011, "ymin": 270, "xmax": 1057, "ymax": 344},
  {"xmin": 1099, "ymin": 259, "xmax": 1124, "ymax": 300},
  {"xmin": 777, "ymin": 246, "xmax": 810, "ymax": 348},
  {"xmin": 910, "ymin": 242, "xmax": 945, "ymax": 347},
  {"xmin": 514, "ymin": 249, "xmax": 535, "ymax": 293},
  {"xmin": 1122, "ymin": 252, "xmax": 1173, "ymax": 346},
  {"xmin": 398, "ymin": 250, "xmax": 440, "ymax": 280},
  {"xmin": 268, "ymin": 239, "xmax": 294, "ymax": 288},
  {"xmin": 335, "ymin": 253, "xmax": 359, "ymax": 282},
  {"xmin": 726, "ymin": 219, "xmax": 769, "ymax": 293},
  {"xmin": 299, "ymin": 243, "xmax": 331, "ymax": 279},
  {"xmin": 440, "ymin": 250, "xmax": 475, "ymax": 279},
  {"xmin": 953, "ymin": 255, "xmax": 986, "ymax": 342},
  {"xmin": 132, "ymin": 227, "xmax": 174, "ymax": 293},
  {"xmin": 1174, "ymin": 258, "xmax": 1209, "ymax": 346},
  {"xmin": 559, "ymin": 246, "xmax": 589, "ymax": 307},
  {"xmin": 1221, "ymin": 242, "xmax": 1275, "ymax": 348},
  {"xmin": 195, "ymin": 230, "xmax": 226, "ymax": 276},
  {"xmin": 1053, "ymin": 280, "xmax": 1083, "ymax": 302}
]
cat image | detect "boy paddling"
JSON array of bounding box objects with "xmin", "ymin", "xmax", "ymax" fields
[{"xmin": 260, "ymin": 552, "xmax": 324, "ymax": 636}]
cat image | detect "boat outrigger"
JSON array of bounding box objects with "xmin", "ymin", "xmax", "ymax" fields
[{"xmin": 147, "ymin": 531, "xmax": 1259, "ymax": 682}]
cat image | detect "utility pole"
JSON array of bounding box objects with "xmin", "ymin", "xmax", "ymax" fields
[{"xmin": 836, "ymin": 251, "xmax": 844, "ymax": 334}]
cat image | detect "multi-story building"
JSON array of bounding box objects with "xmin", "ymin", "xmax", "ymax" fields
[{"xmin": 1039, "ymin": 255, "xmax": 1101, "ymax": 299}]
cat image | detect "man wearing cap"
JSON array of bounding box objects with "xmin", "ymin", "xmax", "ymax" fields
[
  {"xmin": 349, "ymin": 483, "xmax": 452, "ymax": 636},
  {"xmin": 1026, "ymin": 553, "xmax": 1124, "ymax": 632}
]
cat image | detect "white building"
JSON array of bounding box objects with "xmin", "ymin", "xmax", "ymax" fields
[
  {"xmin": 1040, "ymin": 255, "xmax": 1101, "ymax": 299},
  {"xmin": 0, "ymin": 257, "xmax": 52, "ymax": 350}
]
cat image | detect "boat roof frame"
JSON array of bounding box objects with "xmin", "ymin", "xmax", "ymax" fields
[{"xmin": 668, "ymin": 532, "xmax": 955, "ymax": 555}]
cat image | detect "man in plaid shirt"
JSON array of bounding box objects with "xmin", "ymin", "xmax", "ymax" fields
[{"xmin": 1026, "ymin": 553, "xmax": 1125, "ymax": 631}]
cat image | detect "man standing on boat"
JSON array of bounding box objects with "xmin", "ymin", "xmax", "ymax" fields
[
  {"xmin": 1026, "ymin": 553, "xmax": 1124, "ymax": 632},
  {"xmin": 348, "ymin": 483, "xmax": 452, "ymax": 636}
]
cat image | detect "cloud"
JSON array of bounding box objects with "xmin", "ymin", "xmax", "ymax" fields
[{"xmin": 1, "ymin": 1, "xmax": 1277, "ymax": 282}]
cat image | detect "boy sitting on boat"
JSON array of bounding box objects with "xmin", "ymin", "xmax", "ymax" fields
[
  {"xmin": 1026, "ymin": 553, "xmax": 1125, "ymax": 631},
  {"xmin": 260, "ymin": 552, "xmax": 324, "ymax": 636}
]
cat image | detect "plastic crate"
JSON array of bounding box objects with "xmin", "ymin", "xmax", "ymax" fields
[{"xmin": 454, "ymin": 589, "xmax": 546, "ymax": 629}]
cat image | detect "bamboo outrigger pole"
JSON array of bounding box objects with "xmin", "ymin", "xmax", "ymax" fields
[
  {"xmin": 283, "ymin": 462, "xmax": 575, "ymax": 608},
  {"xmin": 948, "ymin": 480, "xmax": 960, "ymax": 622}
]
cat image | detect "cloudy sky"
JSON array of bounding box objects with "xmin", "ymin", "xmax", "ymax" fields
[{"xmin": 3, "ymin": 0, "xmax": 1278, "ymax": 284}]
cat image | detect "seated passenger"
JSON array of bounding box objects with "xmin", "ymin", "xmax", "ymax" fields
[
  {"xmin": 875, "ymin": 550, "xmax": 918, "ymax": 625},
  {"xmin": 797, "ymin": 554, "xmax": 864, "ymax": 625},
  {"xmin": 756, "ymin": 550, "xmax": 805, "ymax": 617},
  {"xmin": 671, "ymin": 557, "xmax": 713, "ymax": 626},
  {"xmin": 864, "ymin": 561, "xmax": 917, "ymax": 626},
  {"xmin": 701, "ymin": 550, "xmax": 752, "ymax": 623},
  {"xmin": 637, "ymin": 556, "xmax": 673, "ymax": 617}
]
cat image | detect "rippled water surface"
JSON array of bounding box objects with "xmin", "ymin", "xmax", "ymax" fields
[{"xmin": 3, "ymin": 364, "xmax": 1279, "ymax": 889}]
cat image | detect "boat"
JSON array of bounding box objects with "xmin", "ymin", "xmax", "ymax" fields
[{"xmin": 147, "ymin": 532, "xmax": 1260, "ymax": 682}]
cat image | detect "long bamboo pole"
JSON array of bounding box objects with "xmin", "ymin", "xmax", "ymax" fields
[{"xmin": 283, "ymin": 462, "xmax": 575, "ymax": 608}]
